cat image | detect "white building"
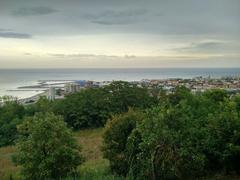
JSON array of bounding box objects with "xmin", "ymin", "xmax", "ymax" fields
[
  {"xmin": 48, "ymin": 86, "xmax": 55, "ymax": 100},
  {"xmin": 64, "ymin": 83, "xmax": 81, "ymax": 94}
]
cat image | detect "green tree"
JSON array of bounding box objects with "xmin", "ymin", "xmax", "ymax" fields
[
  {"xmin": 13, "ymin": 112, "xmax": 84, "ymax": 180},
  {"xmin": 61, "ymin": 88, "xmax": 111, "ymax": 129},
  {"xmin": 102, "ymin": 109, "xmax": 144, "ymax": 176},
  {"xmin": 25, "ymin": 97, "xmax": 54, "ymax": 116},
  {"xmin": 233, "ymin": 95, "xmax": 240, "ymax": 113},
  {"xmin": 101, "ymin": 89, "xmax": 240, "ymax": 179},
  {"xmin": 168, "ymin": 86, "xmax": 192, "ymax": 105},
  {"xmin": 104, "ymin": 81, "xmax": 156, "ymax": 113},
  {"xmin": 203, "ymin": 89, "xmax": 228, "ymax": 102},
  {"xmin": 60, "ymin": 81, "xmax": 156, "ymax": 129},
  {"xmin": 0, "ymin": 100, "xmax": 25, "ymax": 147}
]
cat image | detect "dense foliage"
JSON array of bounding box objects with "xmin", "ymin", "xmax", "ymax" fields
[
  {"xmin": 13, "ymin": 112, "xmax": 84, "ymax": 180},
  {"xmin": 0, "ymin": 81, "xmax": 156, "ymax": 146},
  {"xmin": 102, "ymin": 109, "xmax": 144, "ymax": 176},
  {"xmin": 0, "ymin": 100, "xmax": 25, "ymax": 147},
  {"xmin": 57, "ymin": 81, "xmax": 156, "ymax": 129},
  {"xmin": 1, "ymin": 81, "xmax": 240, "ymax": 179},
  {"xmin": 103, "ymin": 88, "xmax": 240, "ymax": 179}
]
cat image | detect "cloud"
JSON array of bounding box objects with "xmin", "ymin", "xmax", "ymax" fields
[
  {"xmin": 48, "ymin": 53, "xmax": 118, "ymax": 59},
  {"xmin": 172, "ymin": 40, "xmax": 228, "ymax": 53},
  {"xmin": 13, "ymin": 6, "xmax": 57, "ymax": 16},
  {"xmin": 0, "ymin": 30, "xmax": 32, "ymax": 39},
  {"xmin": 83, "ymin": 9, "xmax": 148, "ymax": 25},
  {"xmin": 23, "ymin": 53, "xmax": 32, "ymax": 56},
  {"xmin": 0, "ymin": 28, "xmax": 12, "ymax": 31},
  {"xmin": 124, "ymin": 54, "xmax": 136, "ymax": 59}
]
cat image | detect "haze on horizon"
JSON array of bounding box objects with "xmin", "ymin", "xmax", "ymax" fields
[{"xmin": 0, "ymin": 0, "xmax": 239, "ymax": 68}]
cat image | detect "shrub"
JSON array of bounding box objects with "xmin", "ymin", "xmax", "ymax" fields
[
  {"xmin": 102, "ymin": 109, "xmax": 144, "ymax": 176},
  {"xmin": 13, "ymin": 112, "xmax": 84, "ymax": 180},
  {"xmin": 126, "ymin": 91, "xmax": 240, "ymax": 179},
  {"xmin": 101, "ymin": 89, "xmax": 240, "ymax": 179}
]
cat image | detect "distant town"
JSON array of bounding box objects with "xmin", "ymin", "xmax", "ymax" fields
[{"xmin": 16, "ymin": 76, "xmax": 240, "ymax": 105}]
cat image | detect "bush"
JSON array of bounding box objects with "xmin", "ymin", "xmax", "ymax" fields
[
  {"xmin": 102, "ymin": 109, "xmax": 144, "ymax": 176},
  {"xmin": 104, "ymin": 89, "xmax": 240, "ymax": 179},
  {"xmin": 13, "ymin": 112, "xmax": 84, "ymax": 180},
  {"xmin": 127, "ymin": 91, "xmax": 240, "ymax": 179}
]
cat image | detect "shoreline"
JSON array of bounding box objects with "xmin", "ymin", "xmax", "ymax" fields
[
  {"xmin": 1, "ymin": 75, "xmax": 240, "ymax": 103},
  {"xmin": 18, "ymin": 91, "xmax": 48, "ymax": 104}
]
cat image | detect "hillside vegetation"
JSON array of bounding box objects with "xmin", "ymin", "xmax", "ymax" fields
[
  {"xmin": 0, "ymin": 81, "xmax": 240, "ymax": 179},
  {"xmin": 0, "ymin": 128, "xmax": 116, "ymax": 180}
]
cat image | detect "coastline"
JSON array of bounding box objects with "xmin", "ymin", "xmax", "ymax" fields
[
  {"xmin": 18, "ymin": 91, "xmax": 48, "ymax": 104},
  {"xmin": 0, "ymin": 68, "xmax": 240, "ymax": 100},
  {"xmin": 1, "ymin": 80, "xmax": 74, "ymax": 100}
]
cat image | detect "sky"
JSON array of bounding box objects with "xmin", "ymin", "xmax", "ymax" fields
[{"xmin": 0, "ymin": 0, "xmax": 239, "ymax": 68}]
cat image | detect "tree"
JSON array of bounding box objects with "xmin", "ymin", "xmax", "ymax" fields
[
  {"xmin": 60, "ymin": 81, "xmax": 156, "ymax": 129},
  {"xmin": 168, "ymin": 86, "xmax": 192, "ymax": 105},
  {"xmin": 203, "ymin": 89, "xmax": 228, "ymax": 102},
  {"xmin": 25, "ymin": 97, "xmax": 54, "ymax": 116},
  {"xmin": 102, "ymin": 109, "xmax": 144, "ymax": 176},
  {"xmin": 0, "ymin": 100, "xmax": 25, "ymax": 147},
  {"xmin": 61, "ymin": 88, "xmax": 111, "ymax": 129},
  {"xmin": 104, "ymin": 81, "xmax": 156, "ymax": 113},
  {"xmin": 13, "ymin": 113, "xmax": 84, "ymax": 180},
  {"xmin": 102, "ymin": 89, "xmax": 240, "ymax": 179}
]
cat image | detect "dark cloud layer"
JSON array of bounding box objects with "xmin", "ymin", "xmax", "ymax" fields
[
  {"xmin": 0, "ymin": 0, "xmax": 239, "ymax": 67},
  {"xmin": 171, "ymin": 40, "xmax": 240, "ymax": 55},
  {"xmin": 0, "ymin": 29, "xmax": 32, "ymax": 39},
  {"xmin": 1, "ymin": 0, "xmax": 239, "ymax": 36},
  {"xmin": 13, "ymin": 6, "xmax": 57, "ymax": 16},
  {"xmin": 175, "ymin": 41, "xmax": 225, "ymax": 52},
  {"xmin": 0, "ymin": 28, "xmax": 12, "ymax": 31},
  {"xmin": 84, "ymin": 9, "xmax": 148, "ymax": 25}
]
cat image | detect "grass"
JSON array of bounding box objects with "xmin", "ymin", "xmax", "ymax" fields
[
  {"xmin": 75, "ymin": 128, "xmax": 104, "ymax": 165},
  {"xmin": 0, "ymin": 128, "xmax": 123, "ymax": 180},
  {"xmin": 0, "ymin": 146, "xmax": 19, "ymax": 180},
  {"xmin": 75, "ymin": 128, "xmax": 124, "ymax": 179}
]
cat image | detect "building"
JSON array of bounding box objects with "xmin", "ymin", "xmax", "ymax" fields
[
  {"xmin": 75, "ymin": 80, "xmax": 86, "ymax": 87},
  {"xmin": 64, "ymin": 83, "xmax": 81, "ymax": 94},
  {"xmin": 48, "ymin": 86, "xmax": 55, "ymax": 100}
]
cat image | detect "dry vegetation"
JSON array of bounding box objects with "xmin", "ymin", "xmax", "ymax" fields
[
  {"xmin": 0, "ymin": 128, "xmax": 106, "ymax": 179},
  {"xmin": 0, "ymin": 146, "xmax": 18, "ymax": 179},
  {"xmin": 75, "ymin": 128, "xmax": 104, "ymax": 164}
]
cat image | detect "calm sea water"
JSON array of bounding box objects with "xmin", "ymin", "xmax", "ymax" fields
[{"xmin": 0, "ymin": 68, "xmax": 239, "ymax": 99}]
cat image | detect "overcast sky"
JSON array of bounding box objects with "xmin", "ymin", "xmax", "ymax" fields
[{"xmin": 0, "ymin": 0, "xmax": 239, "ymax": 68}]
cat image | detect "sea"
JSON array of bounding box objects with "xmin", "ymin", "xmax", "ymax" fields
[{"xmin": 0, "ymin": 68, "xmax": 239, "ymax": 99}]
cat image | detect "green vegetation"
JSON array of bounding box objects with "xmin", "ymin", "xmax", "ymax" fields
[
  {"xmin": 13, "ymin": 113, "xmax": 84, "ymax": 180},
  {"xmin": 0, "ymin": 100, "xmax": 25, "ymax": 147},
  {"xmin": 0, "ymin": 81, "xmax": 156, "ymax": 147},
  {"xmin": 0, "ymin": 128, "xmax": 124, "ymax": 180},
  {"xmin": 57, "ymin": 81, "xmax": 156, "ymax": 129},
  {"xmin": 0, "ymin": 81, "xmax": 240, "ymax": 179},
  {"xmin": 102, "ymin": 87, "xmax": 240, "ymax": 179},
  {"xmin": 102, "ymin": 109, "xmax": 144, "ymax": 176}
]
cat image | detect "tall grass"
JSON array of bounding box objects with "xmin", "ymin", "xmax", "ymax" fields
[{"xmin": 0, "ymin": 146, "xmax": 20, "ymax": 180}]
